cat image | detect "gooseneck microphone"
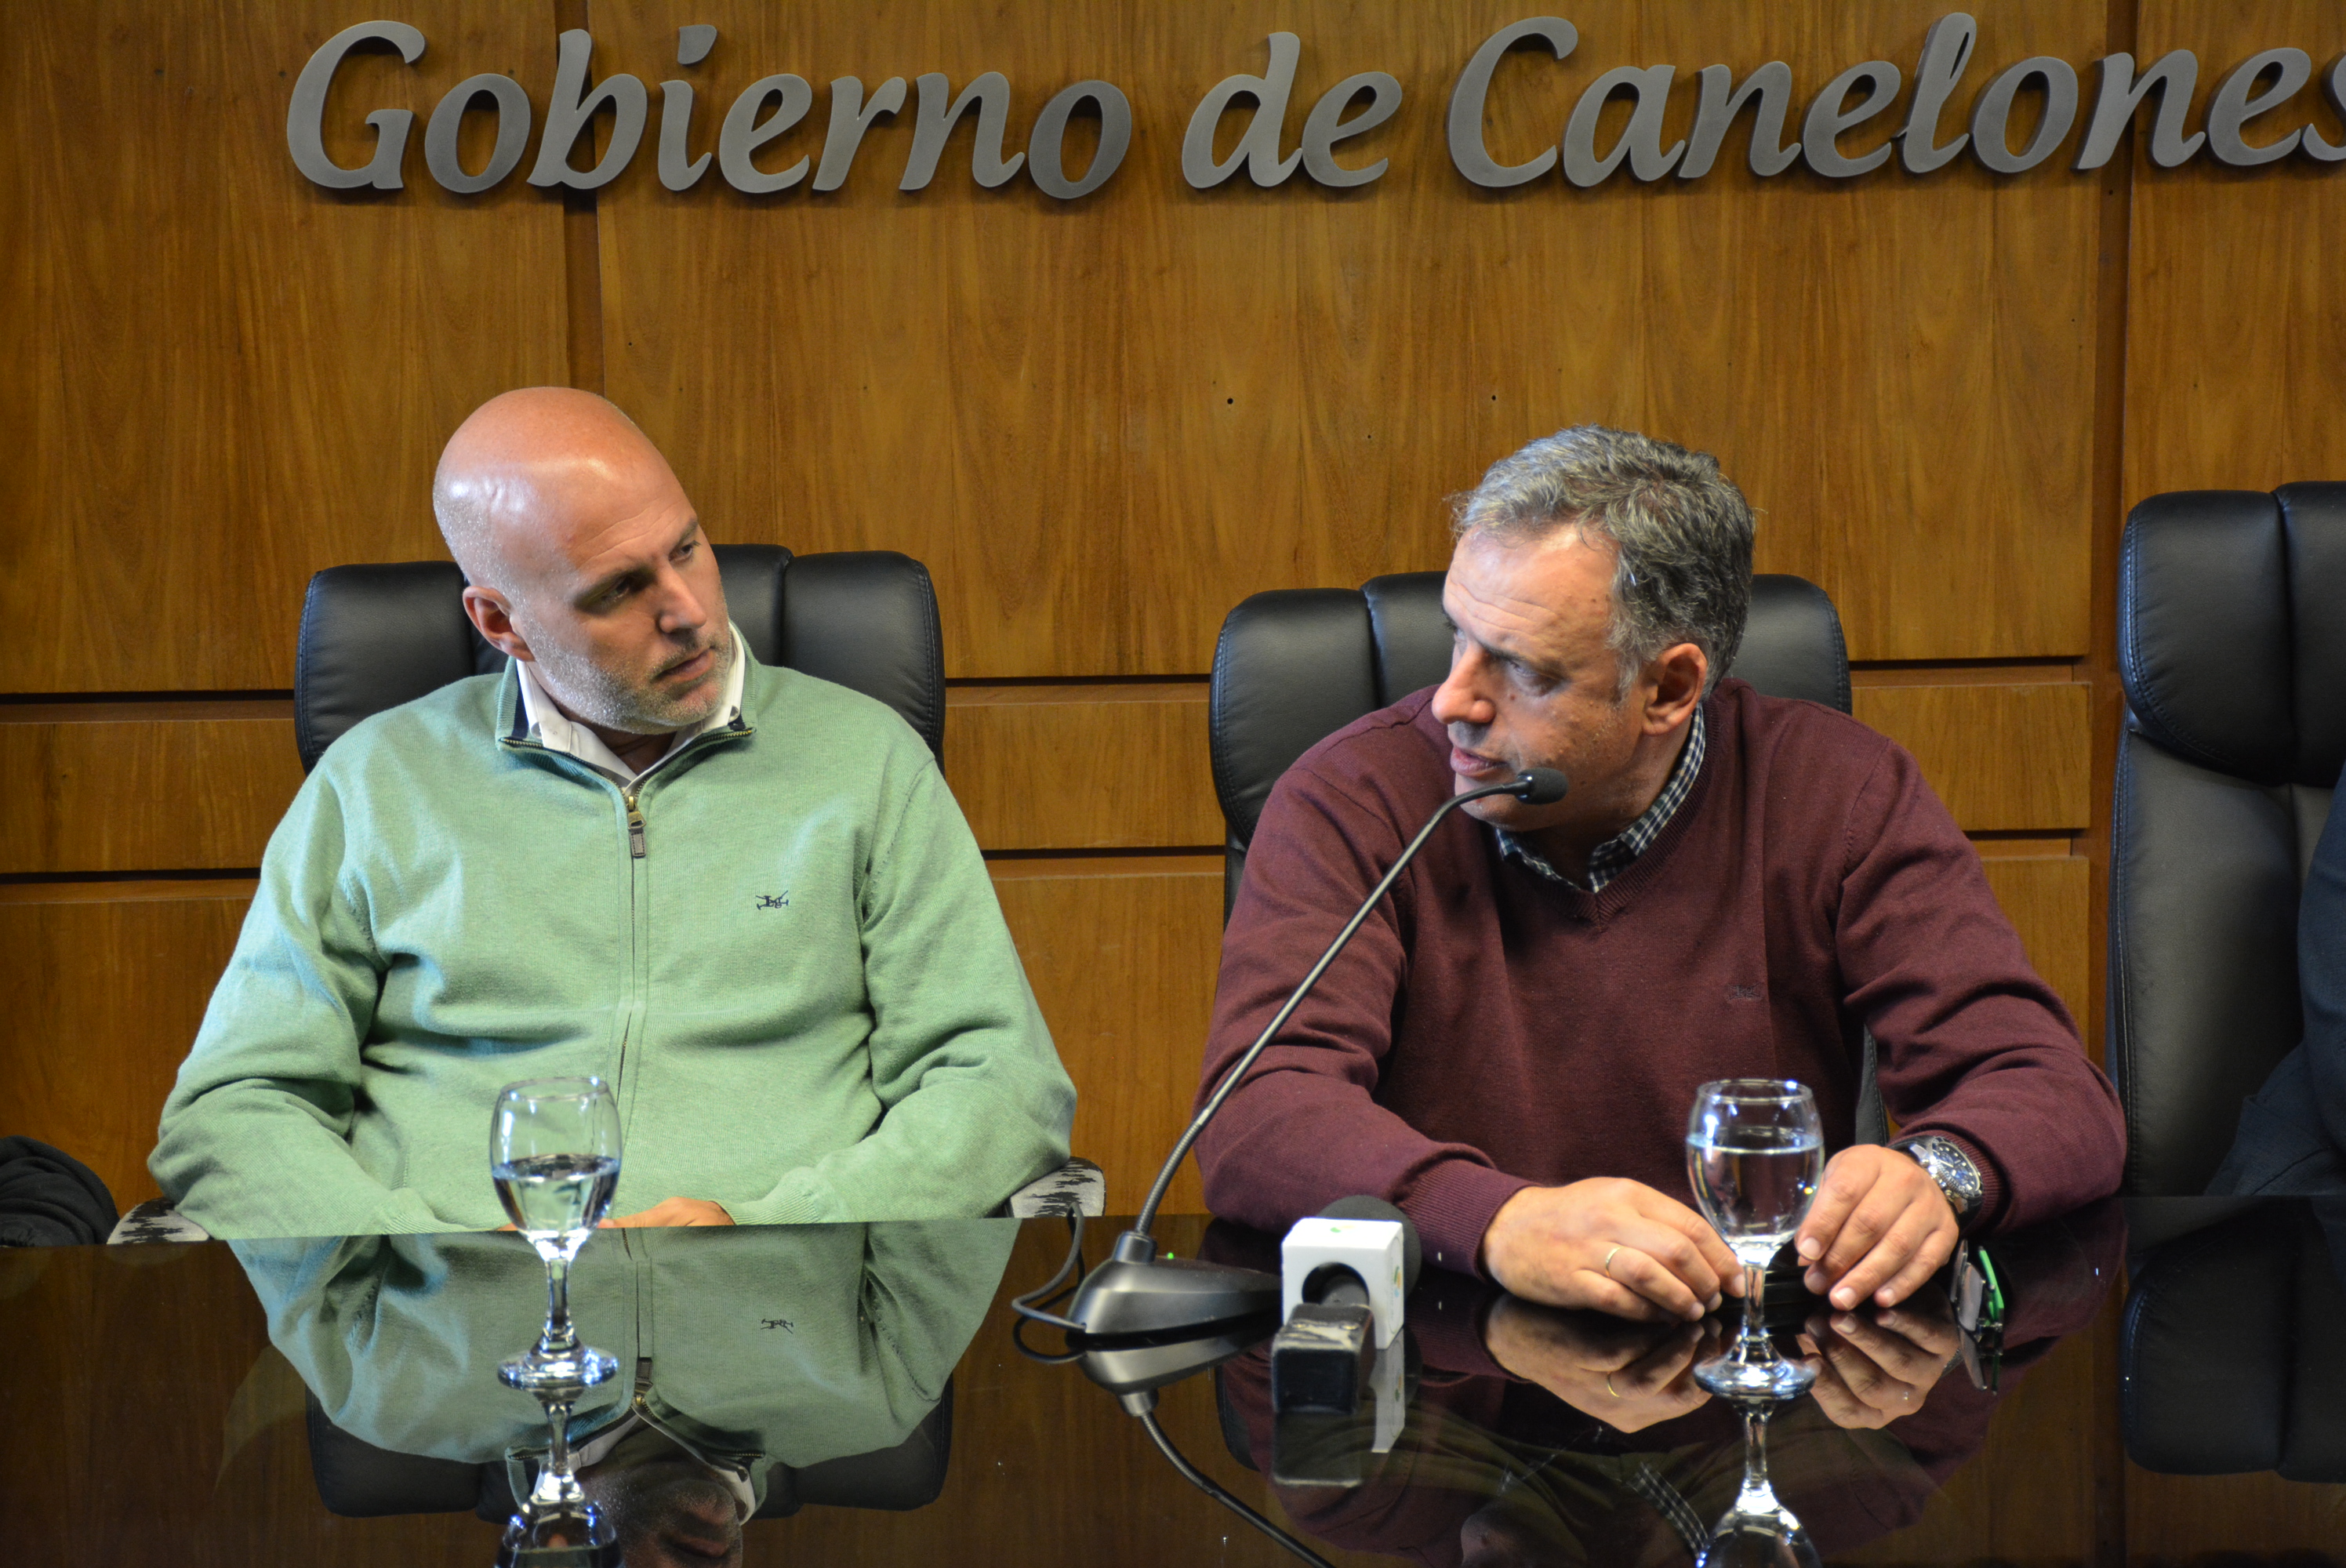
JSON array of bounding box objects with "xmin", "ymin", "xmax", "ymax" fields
[{"xmin": 1064, "ymin": 766, "xmax": 1568, "ymax": 1339}]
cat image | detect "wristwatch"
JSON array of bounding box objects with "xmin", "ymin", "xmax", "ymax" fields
[{"xmin": 1890, "ymin": 1134, "xmax": 1984, "ymax": 1221}]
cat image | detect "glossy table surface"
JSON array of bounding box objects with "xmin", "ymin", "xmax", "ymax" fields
[{"xmin": 5, "ymin": 1198, "xmax": 2344, "ymax": 1565}]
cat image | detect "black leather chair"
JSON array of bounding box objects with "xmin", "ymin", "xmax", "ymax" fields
[
  {"xmin": 1208, "ymin": 572, "xmax": 1850, "ymax": 917},
  {"xmin": 2109, "ymin": 485, "xmax": 2346, "ymax": 1195},
  {"xmin": 292, "ymin": 546, "xmax": 946, "ymax": 771},
  {"xmin": 304, "ymin": 1380, "xmax": 957, "ymax": 1519},
  {"xmin": 2121, "ymin": 1200, "xmax": 2346, "ymax": 1478},
  {"xmin": 1205, "ymin": 571, "xmax": 1876, "ymax": 1137}
]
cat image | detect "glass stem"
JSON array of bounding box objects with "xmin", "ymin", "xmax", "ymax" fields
[
  {"xmin": 1737, "ymin": 1404, "xmax": 1777, "ymax": 1512},
  {"xmin": 1740, "ymin": 1260, "xmax": 1770, "ymax": 1356},
  {"xmin": 541, "ymin": 1254, "xmax": 576, "ymax": 1356},
  {"xmin": 530, "ymin": 1392, "xmax": 586, "ymax": 1509},
  {"xmin": 547, "ymin": 1402, "xmax": 572, "ymax": 1478}
]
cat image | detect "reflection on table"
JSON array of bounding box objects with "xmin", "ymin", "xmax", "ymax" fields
[
  {"xmin": 233, "ymin": 1221, "xmax": 1016, "ymax": 1560},
  {"xmin": 18, "ymin": 1200, "xmax": 2346, "ymax": 1561},
  {"xmin": 2123, "ymin": 1197, "xmax": 2346, "ymax": 1483},
  {"xmin": 1197, "ymin": 1201, "xmax": 2123, "ymax": 1566}
]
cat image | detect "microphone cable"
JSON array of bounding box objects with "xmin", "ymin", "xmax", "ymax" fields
[
  {"xmin": 1137, "ymin": 1406, "xmax": 1336, "ymax": 1568},
  {"xmin": 1009, "ymin": 1213, "xmax": 1090, "ymax": 1360}
]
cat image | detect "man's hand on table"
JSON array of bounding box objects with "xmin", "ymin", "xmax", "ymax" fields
[
  {"xmin": 1481, "ymin": 1178, "xmax": 1741, "ymax": 1323},
  {"xmin": 1794, "ymin": 1145, "xmax": 1959, "ymax": 1311},
  {"xmin": 601, "ymin": 1197, "xmax": 734, "ymax": 1229},
  {"xmin": 1797, "ymin": 1295, "xmax": 1961, "ymax": 1428},
  {"xmin": 1483, "ymin": 1296, "xmax": 1717, "ymax": 1431}
]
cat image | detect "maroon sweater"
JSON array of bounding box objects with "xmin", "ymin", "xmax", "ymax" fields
[{"xmin": 1194, "ymin": 679, "xmax": 2126, "ymax": 1276}]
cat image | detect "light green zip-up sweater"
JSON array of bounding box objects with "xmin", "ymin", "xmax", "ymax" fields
[{"xmin": 152, "ymin": 650, "xmax": 1074, "ymax": 1238}]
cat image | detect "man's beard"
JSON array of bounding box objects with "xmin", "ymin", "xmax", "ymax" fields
[{"xmin": 528, "ymin": 620, "xmax": 735, "ymax": 735}]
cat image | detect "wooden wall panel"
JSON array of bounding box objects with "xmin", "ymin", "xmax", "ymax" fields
[
  {"xmin": 1853, "ymin": 681, "xmax": 2092, "ymax": 832},
  {"xmin": 990, "ymin": 856, "xmax": 1224, "ymax": 1215},
  {"xmin": 2123, "ymin": 1463, "xmax": 2346, "ymax": 1557},
  {"xmin": 2125, "ymin": 2, "xmax": 2346, "ymax": 504},
  {"xmin": 1980, "ymin": 853, "xmax": 2093, "ymax": 1027},
  {"xmin": 0, "ymin": 3, "xmax": 569, "ymax": 694},
  {"xmin": 0, "ymin": 881, "xmax": 256, "ymax": 1209},
  {"xmin": 594, "ymin": 0, "xmax": 2103, "ymax": 677},
  {"xmin": 2, "ymin": 704, "xmax": 300, "ymax": 873},
  {"xmin": 950, "ymin": 684, "xmax": 1219, "ymax": 850}
]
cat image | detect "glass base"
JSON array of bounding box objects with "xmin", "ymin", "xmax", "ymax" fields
[
  {"xmin": 1694, "ymin": 1348, "xmax": 1818, "ymax": 1401},
  {"xmin": 1697, "ymin": 1513, "xmax": 1824, "ymax": 1568},
  {"xmin": 498, "ymin": 1345, "xmax": 617, "ymax": 1392}
]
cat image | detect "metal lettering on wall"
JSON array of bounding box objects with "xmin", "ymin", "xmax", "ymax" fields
[{"xmin": 288, "ymin": 13, "xmax": 2346, "ymax": 198}]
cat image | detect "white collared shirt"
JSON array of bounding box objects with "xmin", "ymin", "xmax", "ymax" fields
[{"xmin": 514, "ymin": 627, "xmax": 747, "ymax": 783}]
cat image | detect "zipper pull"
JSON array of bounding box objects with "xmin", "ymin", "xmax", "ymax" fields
[{"xmin": 624, "ymin": 787, "xmax": 647, "ymax": 858}]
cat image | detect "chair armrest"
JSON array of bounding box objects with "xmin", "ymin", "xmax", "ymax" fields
[
  {"xmin": 107, "ymin": 1198, "xmax": 212, "ymax": 1245},
  {"xmin": 1006, "ymin": 1158, "xmax": 1106, "ymax": 1219}
]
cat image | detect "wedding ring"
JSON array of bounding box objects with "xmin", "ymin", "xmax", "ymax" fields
[{"xmin": 1603, "ymin": 1246, "xmax": 1622, "ymax": 1278}]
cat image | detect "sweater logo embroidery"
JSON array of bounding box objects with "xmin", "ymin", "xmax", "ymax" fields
[
  {"xmin": 754, "ymin": 891, "xmax": 791, "ymax": 910},
  {"xmin": 1727, "ymin": 983, "xmax": 1763, "ymax": 1000}
]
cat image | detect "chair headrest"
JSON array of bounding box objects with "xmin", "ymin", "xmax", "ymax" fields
[
  {"xmin": 1209, "ymin": 589, "xmax": 1380, "ymax": 854},
  {"xmin": 2119, "ymin": 483, "xmax": 2346, "ymax": 788},
  {"xmin": 1731, "ymin": 575, "xmax": 1851, "ymax": 715},
  {"xmin": 293, "ymin": 547, "xmax": 948, "ymax": 772},
  {"xmin": 294, "ymin": 561, "xmax": 494, "ymax": 771}
]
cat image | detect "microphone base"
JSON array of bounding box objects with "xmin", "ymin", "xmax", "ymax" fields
[
  {"xmin": 1066, "ymin": 1232, "xmax": 1283, "ymax": 1339},
  {"xmin": 1077, "ymin": 1312, "xmax": 1280, "ymax": 1399}
]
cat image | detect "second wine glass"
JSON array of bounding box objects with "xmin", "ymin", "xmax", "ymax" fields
[
  {"xmin": 1685, "ymin": 1077, "xmax": 1824, "ymax": 1401},
  {"xmin": 492, "ymin": 1076, "xmax": 623, "ymax": 1393}
]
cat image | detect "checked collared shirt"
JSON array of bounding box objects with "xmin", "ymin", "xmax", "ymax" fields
[{"xmin": 1494, "ymin": 706, "xmax": 1708, "ymax": 892}]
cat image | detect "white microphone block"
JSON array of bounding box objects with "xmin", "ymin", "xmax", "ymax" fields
[{"xmin": 1281, "ymin": 1217, "xmax": 1406, "ymax": 1348}]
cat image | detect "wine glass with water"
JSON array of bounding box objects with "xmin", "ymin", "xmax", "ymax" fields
[
  {"xmin": 1687, "ymin": 1080, "xmax": 1828, "ymax": 1567},
  {"xmin": 1685, "ymin": 1078, "xmax": 1824, "ymax": 1401},
  {"xmin": 492, "ymin": 1076, "xmax": 623, "ymax": 1393}
]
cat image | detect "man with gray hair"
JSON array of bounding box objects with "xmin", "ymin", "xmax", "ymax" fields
[
  {"xmin": 1195, "ymin": 426, "xmax": 2123, "ymax": 1327},
  {"xmin": 153, "ymin": 387, "xmax": 1074, "ymax": 1237}
]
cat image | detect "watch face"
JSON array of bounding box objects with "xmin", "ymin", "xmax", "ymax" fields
[{"xmin": 1902, "ymin": 1137, "xmax": 1981, "ymax": 1214}]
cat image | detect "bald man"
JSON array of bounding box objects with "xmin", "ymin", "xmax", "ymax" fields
[{"xmin": 151, "ymin": 389, "xmax": 1074, "ymax": 1238}]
